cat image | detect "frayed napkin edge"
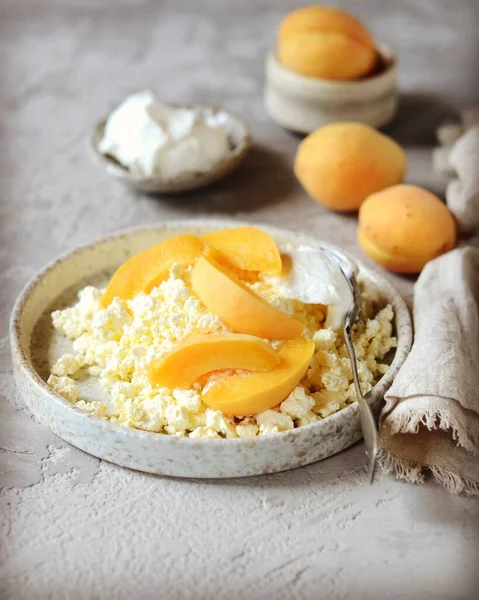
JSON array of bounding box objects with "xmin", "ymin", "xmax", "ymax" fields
[
  {"xmin": 378, "ymin": 448, "xmax": 479, "ymax": 496},
  {"xmin": 381, "ymin": 397, "xmax": 478, "ymax": 454}
]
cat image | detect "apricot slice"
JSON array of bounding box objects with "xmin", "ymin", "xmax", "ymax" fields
[
  {"xmin": 149, "ymin": 333, "xmax": 280, "ymax": 388},
  {"xmin": 102, "ymin": 234, "xmax": 205, "ymax": 307},
  {"xmin": 202, "ymin": 338, "xmax": 315, "ymax": 415},
  {"xmin": 203, "ymin": 227, "xmax": 282, "ymax": 276},
  {"xmin": 191, "ymin": 255, "xmax": 304, "ymax": 340}
]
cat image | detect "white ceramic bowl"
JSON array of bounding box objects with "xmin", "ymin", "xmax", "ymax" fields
[
  {"xmin": 264, "ymin": 43, "xmax": 398, "ymax": 133},
  {"xmin": 89, "ymin": 105, "xmax": 252, "ymax": 194},
  {"xmin": 10, "ymin": 219, "xmax": 412, "ymax": 478}
]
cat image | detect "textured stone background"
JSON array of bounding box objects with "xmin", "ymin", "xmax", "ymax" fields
[{"xmin": 1, "ymin": 1, "xmax": 478, "ymax": 598}]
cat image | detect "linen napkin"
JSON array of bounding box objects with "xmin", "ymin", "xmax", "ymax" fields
[
  {"xmin": 433, "ymin": 107, "xmax": 479, "ymax": 234},
  {"xmin": 379, "ymin": 247, "xmax": 479, "ymax": 496}
]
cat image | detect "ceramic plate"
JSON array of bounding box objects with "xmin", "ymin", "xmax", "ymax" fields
[{"xmin": 10, "ymin": 219, "xmax": 412, "ymax": 478}]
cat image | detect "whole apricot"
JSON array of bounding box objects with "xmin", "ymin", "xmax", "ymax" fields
[
  {"xmin": 294, "ymin": 122, "xmax": 407, "ymax": 211},
  {"xmin": 358, "ymin": 184, "xmax": 457, "ymax": 273},
  {"xmin": 278, "ymin": 5, "xmax": 377, "ymax": 80}
]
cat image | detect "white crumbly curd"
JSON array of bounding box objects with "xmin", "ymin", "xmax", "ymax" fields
[
  {"xmin": 99, "ymin": 91, "xmax": 230, "ymax": 179},
  {"xmin": 47, "ymin": 264, "xmax": 396, "ymax": 439}
]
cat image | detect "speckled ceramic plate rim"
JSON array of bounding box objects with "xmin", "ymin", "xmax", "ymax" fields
[{"xmin": 10, "ymin": 219, "xmax": 412, "ymax": 477}]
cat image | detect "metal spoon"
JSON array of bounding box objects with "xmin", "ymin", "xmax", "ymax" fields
[{"xmin": 321, "ymin": 248, "xmax": 378, "ymax": 483}]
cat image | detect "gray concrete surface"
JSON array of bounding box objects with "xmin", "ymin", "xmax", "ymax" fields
[{"xmin": 1, "ymin": 1, "xmax": 478, "ymax": 598}]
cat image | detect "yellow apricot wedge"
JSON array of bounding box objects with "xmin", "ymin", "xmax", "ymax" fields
[
  {"xmin": 102, "ymin": 234, "xmax": 205, "ymax": 307},
  {"xmin": 203, "ymin": 227, "xmax": 282, "ymax": 276},
  {"xmin": 149, "ymin": 333, "xmax": 280, "ymax": 389},
  {"xmin": 202, "ymin": 338, "xmax": 315, "ymax": 415},
  {"xmin": 191, "ymin": 255, "xmax": 304, "ymax": 340}
]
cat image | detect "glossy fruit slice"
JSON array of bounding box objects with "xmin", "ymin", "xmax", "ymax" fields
[
  {"xmin": 203, "ymin": 227, "xmax": 282, "ymax": 276},
  {"xmin": 202, "ymin": 338, "xmax": 315, "ymax": 415},
  {"xmin": 102, "ymin": 234, "xmax": 205, "ymax": 307},
  {"xmin": 149, "ymin": 333, "xmax": 280, "ymax": 388},
  {"xmin": 191, "ymin": 254, "xmax": 304, "ymax": 340}
]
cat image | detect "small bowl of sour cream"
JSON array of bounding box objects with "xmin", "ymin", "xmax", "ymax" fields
[{"xmin": 89, "ymin": 91, "xmax": 252, "ymax": 194}]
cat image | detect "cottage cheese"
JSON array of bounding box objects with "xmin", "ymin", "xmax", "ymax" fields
[
  {"xmin": 47, "ymin": 263, "xmax": 396, "ymax": 438},
  {"xmin": 47, "ymin": 375, "xmax": 79, "ymax": 404}
]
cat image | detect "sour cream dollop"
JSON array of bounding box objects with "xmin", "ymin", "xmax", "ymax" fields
[
  {"xmin": 99, "ymin": 91, "xmax": 230, "ymax": 180},
  {"xmin": 271, "ymin": 245, "xmax": 354, "ymax": 330}
]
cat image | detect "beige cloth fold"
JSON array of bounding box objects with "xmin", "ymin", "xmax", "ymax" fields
[
  {"xmin": 379, "ymin": 247, "xmax": 479, "ymax": 495},
  {"xmin": 433, "ymin": 107, "xmax": 479, "ymax": 234}
]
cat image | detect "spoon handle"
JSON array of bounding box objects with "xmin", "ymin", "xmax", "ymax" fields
[
  {"xmin": 318, "ymin": 245, "xmax": 379, "ymax": 483},
  {"xmin": 344, "ymin": 322, "xmax": 378, "ymax": 484}
]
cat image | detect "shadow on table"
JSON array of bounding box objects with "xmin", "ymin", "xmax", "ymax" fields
[
  {"xmin": 382, "ymin": 92, "xmax": 458, "ymax": 147},
  {"xmin": 139, "ymin": 144, "xmax": 299, "ymax": 214}
]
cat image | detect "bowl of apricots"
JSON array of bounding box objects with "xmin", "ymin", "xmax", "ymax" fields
[
  {"xmin": 265, "ymin": 5, "xmax": 398, "ymax": 133},
  {"xmin": 11, "ymin": 219, "xmax": 412, "ymax": 478}
]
